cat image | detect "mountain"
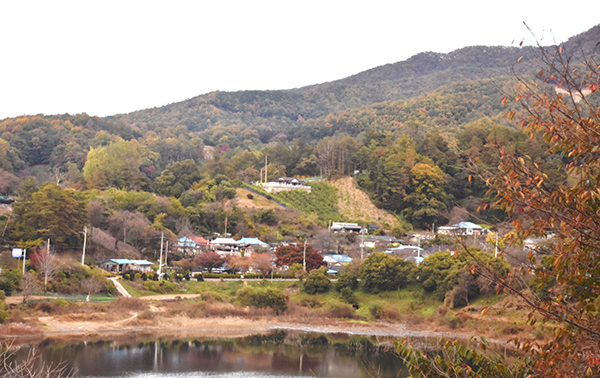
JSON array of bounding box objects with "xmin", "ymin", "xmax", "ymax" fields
[{"xmin": 106, "ymin": 24, "xmax": 599, "ymax": 139}]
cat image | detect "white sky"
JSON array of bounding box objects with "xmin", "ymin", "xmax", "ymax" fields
[{"xmin": 1, "ymin": 1, "xmax": 599, "ymax": 120}]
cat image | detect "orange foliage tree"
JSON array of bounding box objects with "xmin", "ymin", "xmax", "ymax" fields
[{"xmin": 398, "ymin": 34, "xmax": 600, "ymax": 377}]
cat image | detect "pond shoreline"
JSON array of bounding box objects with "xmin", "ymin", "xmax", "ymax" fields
[{"xmin": 0, "ymin": 316, "xmax": 511, "ymax": 349}]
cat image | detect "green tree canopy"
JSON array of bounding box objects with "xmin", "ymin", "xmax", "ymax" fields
[
  {"xmin": 153, "ymin": 159, "xmax": 202, "ymax": 198},
  {"xmin": 11, "ymin": 182, "xmax": 87, "ymax": 249},
  {"xmin": 359, "ymin": 252, "xmax": 415, "ymax": 293},
  {"xmin": 83, "ymin": 139, "xmax": 147, "ymax": 190}
]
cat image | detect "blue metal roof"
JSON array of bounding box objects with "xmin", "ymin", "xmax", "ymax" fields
[
  {"xmin": 453, "ymin": 222, "xmax": 482, "ymax": 229},
  {"xmin": 103, "ymin": 259, "xmax": 131, "ymax": 264},
  {"xmin": 102, "ymin": 259, "xmax": 153, "ymax": 265},
  {"xmin": 176, "ymin": 237, "xmax": 197, "ymax": 247},
  {"xmin": 237, "ymin": 237, "xmax": 269, "ymax": 246}
]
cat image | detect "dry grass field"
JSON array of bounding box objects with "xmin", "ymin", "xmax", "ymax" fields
[{"xmin": 331, "ymin": 177, "xmax": 400, "ymax": 231}]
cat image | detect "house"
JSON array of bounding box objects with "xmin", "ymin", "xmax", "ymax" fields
[
  {"xmin": 360, "ymin": 235, "xmax": 402, "ymax": 249},
  {"xmin": 323, "ymin": 254, "xmax": 353, "ymax": 266},
  {"xmin": 190, "ymin": 236, "xmax": 211, "ymax": 251},
  {"xmin": 211, "ymin": 237, "xmax": 241, "ymax": 255},
  {"xmin": 100, "ymin": 259, "xmax": 154, "ymax": 273},
  {"xmin": 453, "ymin": 222, "xmax": 484, "ymax": 236},
  {"xmin": 262, "ymin": 177, "xmax": 311, "ymax": 193},
  {"xmin": 330, "ymin": 222, "xmax": 366, "ymax": 233},
  {"xmin": 437, "ymin": 226, "xmax": 459, "ymax": 235},
  {"xmin": 0, "ymin": 196, "xmax": 14, "ymax": 205},
  {"xmin": 173, "ymin": 236, "xmax": 212, "ymax": 254},
  {"xmin": 326, "ymin": 266, "xmax": 343, "ymax": 274},
  {"xmin": 385, "ymin": 245, "xmax": 427, "ymax": 263},
  {"xmin": 237, "ymin": 237, "xmax": 269, "ymax": 247},
  {"xmin": 173, "ymin": 237, "xmax": 200, "ymax": 254}
]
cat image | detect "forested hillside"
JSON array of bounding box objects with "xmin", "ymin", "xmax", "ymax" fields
[{"xmin": 0, "ymin": 24, "xmax": 597, "ymax": 260}]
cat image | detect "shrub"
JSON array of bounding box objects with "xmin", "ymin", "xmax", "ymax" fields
[
  {"xmin": 222, "ymin": 187, "xmax": 237, "ymax": 199},
  {"xmin": 246, "ymin": 193, "xmax": 254, "ymax": 199},
  {"xmin": 201, "ymin": 292, "xmax": 224, "ymax": 302},
  {"xmin": 369, "ymin": 304, "xmax": 383, "ymax": 319},
  {"xmin": 141, "ymin": 273, "xmax": 147, "ymax": 281},
  {"xmin": 335, "ymin": 266, "xmax": 359, "ymax": 292},
  {"xmin": 236, "ymin": 286, "xmax": 254, "ymax": 307},
  {"xmin": 237, "ymin": 286, "xmax": 287, "ymax": 314},
  {"xmin": 326, "ymin": 300, "xmax": 355, "ymax": 318},
  {"xmin": 339, "ymin": 287, "xmax": 357, "ymax": 306},
  {"xmin": 252, "ymin": 288, "xmax": 287, "ymax": 314},
  {"xmin": 0, "ymin": 297, "xmax": 8, "ymax": 324},
  {"xmin": 0, "ymin": 278, "xmax": 14, "ymax": 295},
  {"xmin": 111, "ymin": 297, "xmax": 147, "ymax": 311},
  {"xmin": 444, "ymin": 313, "xmax": 464, "ymax": 329},
  {"xmin": 143, "ymin": 280, "xmax": 178, "ymax": 294},
  {"xmin": 303, "ymin": 266, "xmax": 331, "ymax": 295},
  {"xmin": 254, "ymin": 209, "xmax": 277, "ymax": 226},
  {"xmin": 194, "ymin": 274, "xmax": 204, "ymax": 282},
  {"xmin": 137, "ymin": 309, "xmax": 156, "ymax": 320},
  {"xmin": 123, "ymin": 274, "xmax": 130, "ymax": 280},
  {"xmin": 134, "ymin": 273, "xmax": 141, "ymax": 281}
]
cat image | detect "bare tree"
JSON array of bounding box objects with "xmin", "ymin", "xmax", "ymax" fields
[
  {"xmin": 81, "ymin": 278, "xmax": 104, "ymax": 302},
  {"xmin": 20, "ymin": 273, "xmax": 41, "ymax": 304},
  {"xmin": 0, "ymin": 342, "xmax": 75, "ymax": 377},
  {"xmin": 250, "ymin": 253, "xmax": 273, "ymax": 278},
  {"xmin": 36, "ymin": 250, "xmax": 62, "ymax": 290}
]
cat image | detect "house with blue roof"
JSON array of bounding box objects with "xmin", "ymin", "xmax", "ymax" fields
[
  {"xmin": 237, "ymin": 237, "xmax": 269, "ymax": 247},
  {"xmin": 101, "ymin": 259, "xmax": 154, "ymax": 273},
  {"xmin": 323, "ymin": 254, "xmax": 352, "ymax": 273},
  {"xmin": 454, "ymin": 222, "xmax": 484, "ymax": 236},
  {"xmin": 437, "ymin": 222, "xmax": 485, "ymax": 237}
]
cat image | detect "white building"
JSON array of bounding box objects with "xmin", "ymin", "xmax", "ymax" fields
[{"xmin": 262, "ymin": 177, "xmax": 311, "ymax": 193}]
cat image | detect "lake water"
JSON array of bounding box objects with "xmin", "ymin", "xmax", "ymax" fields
[{"xmin": 16, "ymin": 332, "xmax": 415, "ymax": 378}]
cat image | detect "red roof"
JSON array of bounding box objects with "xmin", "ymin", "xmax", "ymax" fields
[{"xmin": 190, "ymin": 236, "xmax": 210, "ymax": 245}]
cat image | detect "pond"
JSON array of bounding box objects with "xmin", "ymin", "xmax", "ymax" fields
[{"xmin": 13, "ymin": 331, "xmax": 423, "ymax": 378}]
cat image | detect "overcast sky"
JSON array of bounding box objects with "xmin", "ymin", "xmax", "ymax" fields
[{"xmin": 1, "ymin": 1, "xmax": 598, "ymax": 120}]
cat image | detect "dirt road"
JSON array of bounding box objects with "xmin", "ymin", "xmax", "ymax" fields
[{"xmin": 109, "ymin": 277, "xmax": 131, "ymax": 298}]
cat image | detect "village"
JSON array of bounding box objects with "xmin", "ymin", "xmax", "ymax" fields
[{"xmin": 98, "ymin": 220, "xmax": 491, "ymax": 277}]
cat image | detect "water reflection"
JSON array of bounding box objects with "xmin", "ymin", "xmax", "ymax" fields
[{"xmin": 22, "ymin": 332, "xmax": 411, "ymax": 378}]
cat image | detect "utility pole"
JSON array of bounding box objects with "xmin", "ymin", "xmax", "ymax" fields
[
  {"xmin": 224, "ymin": 217, "xmax": 228, "ymax": 236},
  {"xmin": 303, "ymin": 239, "xmax": 307, "ymax": 272},
  {"xmin": 47, "ymin": 238, "xmax": 50, "ymax": 255},
  {"xmin": 360, "ymin": 227, "xmax": 365, "ymax": 260},
  {"xmin": 81, "ymin": 226, "xmax": 87, "ymax": 265},
  {"xmin": 164, "ymin": 239, "xmax": 169, "ymax": 269},
  {"xmin": 22, "ymin": 249, "xmax": 26, "ymax": 274},
  {"xmin": 264, "ymin": 154, "xmax": 268, "ymax": 182},
  {"xmin": 417, "ymin": 236, "xmax": 421, "ymax": 266},
  {"xmin": 158, "ymin": 231, "xmax": 164, "ymax": 276},
  {"xmin": 495, "ymin": 231, "xmax": 499, "ymax": 258}
]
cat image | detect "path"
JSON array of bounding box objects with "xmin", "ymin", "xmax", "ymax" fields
[{"xmin": 109, "ymin": 277, "xmax": 131, "ymax": 298}]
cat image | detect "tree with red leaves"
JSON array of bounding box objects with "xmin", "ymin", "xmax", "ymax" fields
[
  {"xmin": 275, "ymin": 243, "xmax": 325, "ymax": 272},
  {"xmin": 193, "ymin": 252, "xmax": 228, "ymax": 273}
]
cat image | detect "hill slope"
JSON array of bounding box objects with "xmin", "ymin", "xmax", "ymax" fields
[{"xmin": 331, "ymin": 176, "xmax": 403, "ymax": 232}]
